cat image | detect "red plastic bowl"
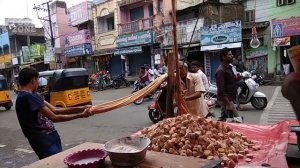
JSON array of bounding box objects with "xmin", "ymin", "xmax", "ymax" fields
[{"xmin": 64, "ymin": 149, "xmax": 108, "ymax": 168}]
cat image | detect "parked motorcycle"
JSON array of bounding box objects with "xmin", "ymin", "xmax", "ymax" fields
[
  {"xmin": 111, "ymin": 74, "xmax": 131, "ymax": 89},
  {"xmin": 98, "ymin": 73, "xmax": 119, "ymax": 90},
  {"xmin": 148, "ymin": 82, "xmax": 216, "ymax": 123},
  {"xmin": 250, "ymin": 69, "xmax": 265, "ymax": 85},
  {"xmin": 132, "ymin": 80, "xmax": 154, "ymax": 105},
  {"xmin": 205, "ymin": 71, "xmax": 268, "ymax": 110}
]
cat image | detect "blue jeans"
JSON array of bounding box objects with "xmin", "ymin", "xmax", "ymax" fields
[{"xmin": 28, "ymin": 130, "xmax": 62, "ymax": 159}]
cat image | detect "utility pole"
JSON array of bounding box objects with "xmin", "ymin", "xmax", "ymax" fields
[{"xmin": 33, "ymin": 0, "xmax": 54, "ymax": 48}]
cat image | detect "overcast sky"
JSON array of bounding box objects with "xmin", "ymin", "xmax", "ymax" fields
[{"xmin": 0, "ymin": 0, "xmax": 87, "ymax": 27}]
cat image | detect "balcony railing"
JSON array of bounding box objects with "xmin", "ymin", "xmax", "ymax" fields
[{"xmin": 118, "ymin": 17, "xmax": 154, "ymax": 34}]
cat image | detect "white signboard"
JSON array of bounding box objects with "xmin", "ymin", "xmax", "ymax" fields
[{"xmin": 44, "ymin": 48, "xmax": 55, "ymax": 64}]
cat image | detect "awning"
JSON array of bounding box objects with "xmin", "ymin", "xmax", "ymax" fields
[
  {"xmin": 93, "ymin": 48, "xmax": 114, "ymax": 56},
  {"xmin": 114, "ymin": 46, "xmax": 142, "ymax": 56},
  {"xmin": 19, "ymin": 61, "xmax": 44, "ymax": 68},
  {"xmin": 201, "ymin": 42, "xmax": 242, "ymax": 51}
]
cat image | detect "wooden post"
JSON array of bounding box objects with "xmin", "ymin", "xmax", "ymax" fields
[
  {"xmin": 166, "ymin": 50, "xmax": 175, "ymax": 117},
  {"xmin": 166, "ymin": 0, "xmax": 183, "ymax": 117},
  {"xmin": 171, "ymin": 0, "xmax": 183, "ymax": 115}
]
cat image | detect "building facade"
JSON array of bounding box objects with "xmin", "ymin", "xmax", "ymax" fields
[
  {"xmin": 45, "ymin": 1, "xmax": 77, "ymax": 69},
  {"xmin": 92, "ymin": 0, "xmax": 119, "ymax": 76},
  {"xmin": 65, "ymin": 1, "xmax": 94, "ymax": 72},
  {"xmin": 0, "ymin": 18, "xmax": 45, "ymax": 82},
  {"xmin": 115, "ymin": 0, "xmax": 172, "ymax": 78}
]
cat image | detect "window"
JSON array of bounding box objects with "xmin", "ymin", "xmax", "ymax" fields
[
  {"xmin": 286, "ymin": 0, "xmax": 296, "ymax": 4},
  {"xmin": 245, "ymin": 10, "xmax": 255, "ymax": 23},
  {"xmin": 106, "ymin": 17, "xmax": 115, "ymax": 31},
  {"xmin": 277, "ymin": 0, "xmax": 285, "ymax": 6},
  {"xmin": 277, "ymin": 0, "xmax": 296, "ymax": 6},
  {"xmin": 97, "ymin": 14, "xmax": 115, "ymax": 33},
  {"xmin": 157, "ymin": 0, "xmax": 163, "ymax": 12}
]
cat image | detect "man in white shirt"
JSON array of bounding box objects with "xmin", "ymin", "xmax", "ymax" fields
[
  {"xmin": 145, "ymin": 64, "xmax": 154, "ymax": 82},
  {"xmin": 190, "ymin": 61, "xmax": 209, "ymax": 91}
]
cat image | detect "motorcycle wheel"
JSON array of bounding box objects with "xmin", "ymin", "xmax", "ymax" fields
[
  {"xmin": 134, "ymin": 97, "xmax": 144, "ymax": 105},
  {"xmin": 251, "ymin": 97, "xmax": 268, "ymax": 110},
  {"xmin": 113, "ymin": 81, "xmax": 121, "ymax": 89},
  {"xmin": 148, "ymin": 109, "xmax": 163, "ymax": 123}
]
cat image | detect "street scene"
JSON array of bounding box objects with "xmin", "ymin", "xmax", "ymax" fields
[{"xmin": 0, "ymin": 0, "xmax": 300, "ymax": 168}]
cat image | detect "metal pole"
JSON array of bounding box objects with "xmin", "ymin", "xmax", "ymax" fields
[{"xmin": 46, "ymin": 2, "xmax": 55, "ymax": 48}]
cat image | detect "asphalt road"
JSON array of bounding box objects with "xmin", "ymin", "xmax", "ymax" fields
[{"xmin": 0, "ymin": 85, "xmax": 277, "ymax": 167}]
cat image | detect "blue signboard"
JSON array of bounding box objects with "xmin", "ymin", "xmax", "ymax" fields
[
  {"xmin": 200, "ymin": 20, "xmax": 242, "ymax": 46},
  {"xmin": 116, "ymin": 30, "xmax": 153, "ymax": 48},
  {"xmin": 0, "ymin": 32, "xmax": 10, "ymax": 55},
  {"xmin": 64, "ymin": 43, "xmax": 92, "ymax": 57},
  {"xmin": 272, "ymin": 23, "xmax": 283, "ymax": 38}
]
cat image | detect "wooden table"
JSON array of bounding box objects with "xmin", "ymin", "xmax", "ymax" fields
[{"xmin": 22, "ymin": 142, "xmax": 213, "ymax": 168}]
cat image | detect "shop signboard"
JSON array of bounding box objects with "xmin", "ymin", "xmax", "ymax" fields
[
  {"xmin": 272, "ymin": 37, "xmax": 291, "ymax": 46},
  {"xmin": 272, "ymin": 17, "xmax": 300, "ymax": 38},
  {"xmin": 116, "ymin": 30, "xmax": 153, "ymax": 48},
  {"xmin": 0, "ymin": 32, "xmax": 10, "ymax": 55},
  {"xmin": 114, "ymin": 46, "xmax": 142, "ymax": 55},
  {"xmin": 245, "ymin": 45, "xmax": 268, "ymax": 59},
  {"xmin": 64, "ymin": 43, "xmax": 92, "ymax": 57},
  {"xmin": 67, "ymin": 1, "xmax": 89, "ymax": 26},
  {"xmin": 22, "ymin": 46, "xmax": 30, "ymax": 62},
  {"xmin": 30, "ymin": 44, "xmax": 45, "ymax": 59},
  {"xmin": 200, "ymin": 20, "xmax": 242, "ymax": 46},
  {"xmin": 44, "ymin": 48, "xmax": 55, "ymax": 64},
  {"xmin": 65, "ymin": 29, "xmax": 91, "ymax": 48}
]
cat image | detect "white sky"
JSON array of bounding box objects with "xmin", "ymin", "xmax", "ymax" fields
[{"xmin": 0, "ymin": 0, "xmax": 86, "ymax": 27}]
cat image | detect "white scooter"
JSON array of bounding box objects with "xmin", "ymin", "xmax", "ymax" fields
[{"xmin": 205, "ymin": 71, "xmax": 268, "ymax": 110}]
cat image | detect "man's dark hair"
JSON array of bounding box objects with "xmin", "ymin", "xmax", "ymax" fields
[
  {"xmin": 190, "ymin": 60, "xmax": 201, "ymax": 68},
  {"xmin": 18, "ymin": 67, "xmax": 39, "ymax": 86},
  {"xmin": 220, "ymin": 48, "xmax": 231, "ymax": 62}
]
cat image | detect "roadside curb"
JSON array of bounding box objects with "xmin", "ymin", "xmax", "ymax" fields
[{"xmin": 259, "ymin": 86, "xmax": 281, "ymax": 124}]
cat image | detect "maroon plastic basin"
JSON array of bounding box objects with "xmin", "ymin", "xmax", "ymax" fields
[{"xmin": 64, "ymin": 149, "xmax": 108, "ymax": 168}]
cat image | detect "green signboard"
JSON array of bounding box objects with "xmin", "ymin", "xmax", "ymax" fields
[
  {"xmin": 114, "ymin": 46, "xmax": 142, "ymax": 55},
  {"xmin": 245, "ymin": 45, "xmax": 268, "ymax": 59},
  {"xmin": 30, "ymin": 44, "xmax": 45, "ymax": 59},
  {"xmin": 116, "ymin": 30, "xmax": 153, "ymax": 48}
]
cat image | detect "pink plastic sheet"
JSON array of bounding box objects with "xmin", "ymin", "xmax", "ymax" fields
[{"xmin": 224, "ymin": 120, "xmax": 300, "ymax": 168}]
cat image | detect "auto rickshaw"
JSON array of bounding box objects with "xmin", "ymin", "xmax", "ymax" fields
[
  {"xmin": 49, "ymin": 68, "xmax": 92, "ymax": 107},
  {"xmin": 0, "ymin": 75, "xmax": 13, "ymax": 110},
  {"xmin": 38, "ymin": 70, "xmax": 55, "ymax": 93}
]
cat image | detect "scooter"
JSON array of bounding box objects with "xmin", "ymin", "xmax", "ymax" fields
[
  {"xmin": 148, "ymin": 82, "xmax": 216, "ymax": 123},
  {"xmin": 205, "ymin": 71, "xmax": 268, "ymax": 110},
  {"xmin": 132, "ymin": 80, "xmax": 154, "ymax": 105}
]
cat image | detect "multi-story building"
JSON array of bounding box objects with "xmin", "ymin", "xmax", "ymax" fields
[
  {"xmin": 45, "ymin": 1, "xmax": 77, "ymax": 69},
  {"xmin": 92, "ymin": 0, "xmax": 119, "ymax": 76},
  {"xmin": 0, "ymin": 18, "xmax": 45, "ymax": 82},
  {"xmin": 172, "ymin": 0, "xmax": 244, "ymax": 80},
  {"xmin": 115, "ymin": 0, "xmax": 172, "ymax": 78},
  {"xmin": 269, "ymin": 0, "xmax": 300, "ymax": 77},
  {"xmin": 65, "ymin": 1, "xmax": 94, "ymax": 72}
]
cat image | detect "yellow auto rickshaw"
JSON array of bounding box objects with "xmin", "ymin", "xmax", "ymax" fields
[
  {"xmin": 48, "ymin": 68, "xmax": 92, "ymax": 107},
  {"xmin": 0, "ymin": 75, "xmax": 13, "ymax": 110}
]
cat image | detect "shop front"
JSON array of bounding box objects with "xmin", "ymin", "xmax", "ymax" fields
[
  {"xmin": 272, "ymin": 17, "xmax": 300, "ymax": 75},
  {"xmin": 200, "ymin": 20, "xmax": 242, "ymax": 80},
  {"xmin": 116, "ymin": 30, "xmax": 153, "ymax": 77},
  {"xmin": 244, "ymin": 45, "xmax": 268, "ymax": 74},
  {"xmin": 64, "ymin": 29, "xmax": 93, "ymax": 72}
]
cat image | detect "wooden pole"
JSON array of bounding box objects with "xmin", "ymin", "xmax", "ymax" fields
[
  {"xmin": 166, "ymin": 50, "xmax": 175, "ymax": 117},
  {"xmin": 166, "ymin": 0, "xmax": 182, "ymax": 117}
]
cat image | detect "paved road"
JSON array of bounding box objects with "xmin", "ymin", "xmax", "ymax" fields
[{"xmin": 0, "ymin": 85, "xmax": 283, "ymax": 167}]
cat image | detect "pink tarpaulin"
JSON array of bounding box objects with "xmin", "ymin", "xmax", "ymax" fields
[{"xmin": 225, "ymin": 120, "xmax": 300, "ymax": 168}]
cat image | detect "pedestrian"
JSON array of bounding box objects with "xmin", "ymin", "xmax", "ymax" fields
[
  {"xmin": 153, "ymin": 64, "xmax": 161, "ymax": 79},
  {"xmin": 215, "ymin": 48, "xmax": 240, "ymax": 120},
  {"xmin": 236, "ymin": 55, "xmax": 246, "ymax": 72},
  {"xmin": 231, "ymin": 57, "xmax": 246, "ymax": 111},
  {"xmin": 190, "ymin": 60, "xmax": 209, "ymax": 91},
  {"xmin": 179, "ymin": 61, "xmax": 208, "ymax": 117},
  {"xmin": 15, "ymin": 67, "xmax": 94, "ymax": 160}
]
